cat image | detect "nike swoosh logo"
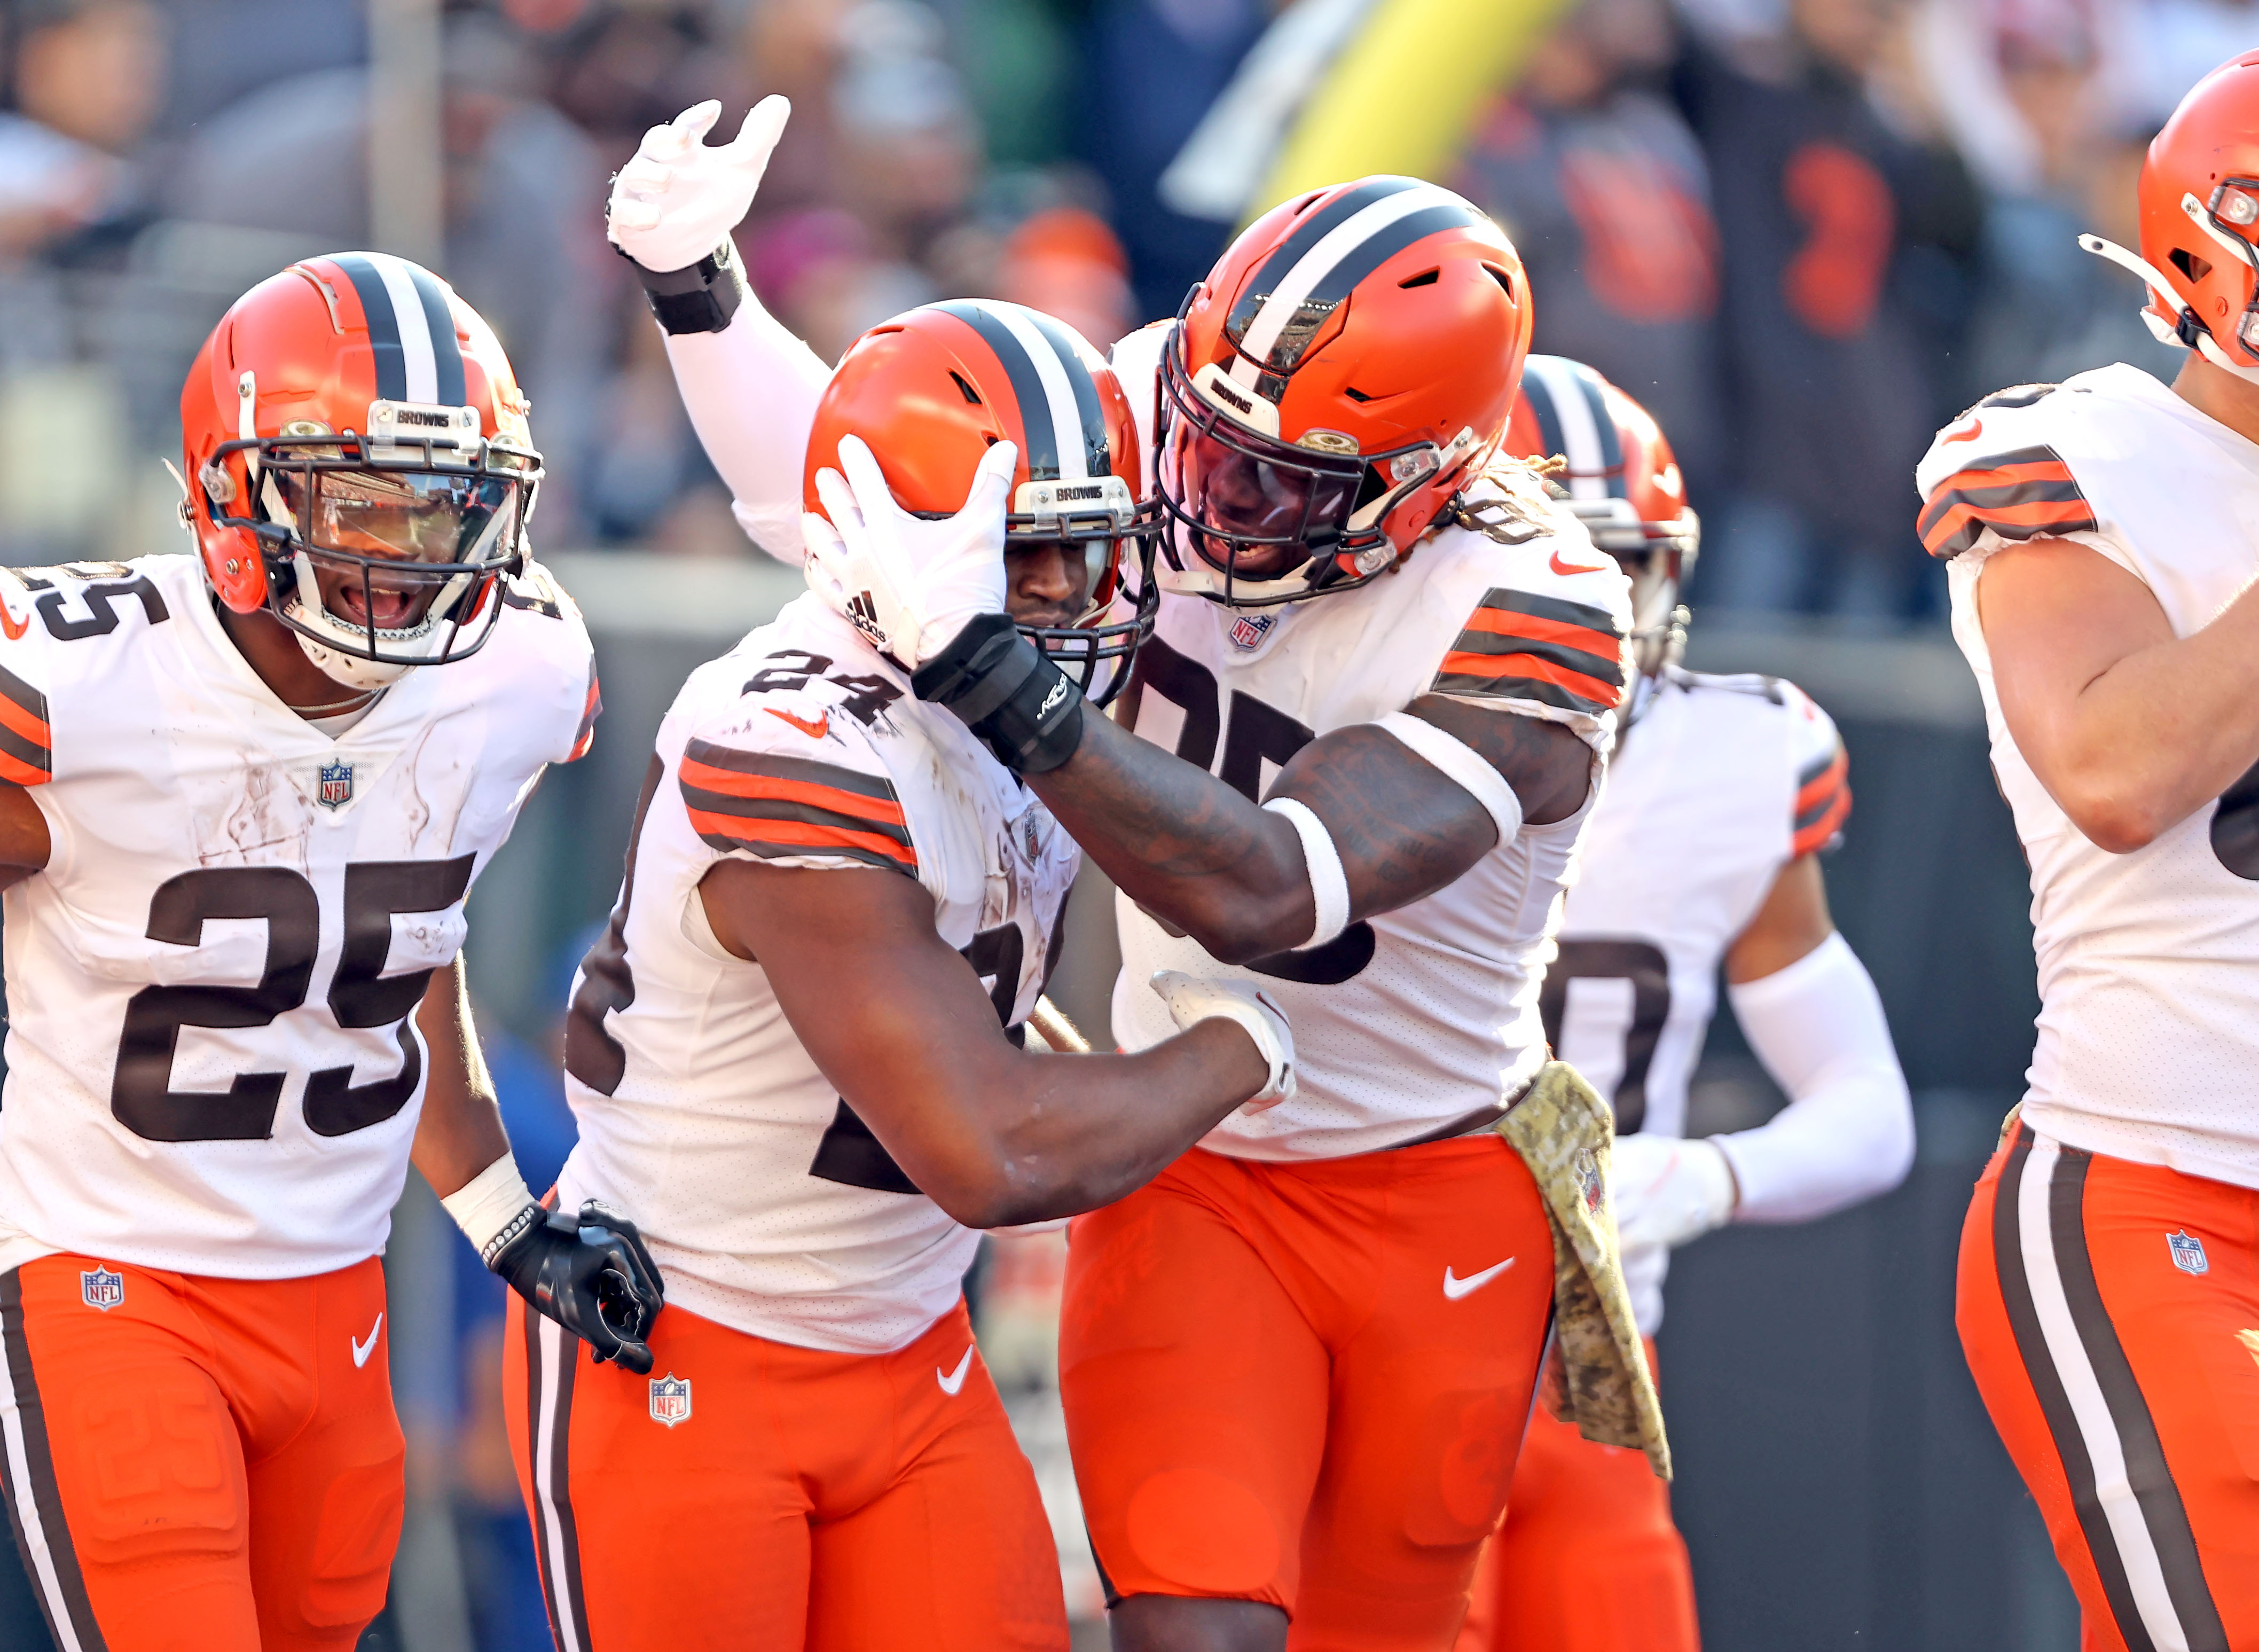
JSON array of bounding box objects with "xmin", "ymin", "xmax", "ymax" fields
[
  {"xmin": 351, "ymin": 1313, "xmax": 384, "ymax": 1368},
  {"xmin": 936, "ymin": 1346, "xmax": 975, "ymax": 1396},
  {"xmin": 766, "ymin": 708, "xmax": 829, "ymax": 739},
  {"xmin": 1442, "ymin": 1257, "xmax": 1515, "ymax": 1300},
  {"xmin": 1944, "ymin": 415, "xmax": 1983, "ymax": 445},
  {"xmin": 1549, "ymin": 549, "xmax": 1610, "ymax": 577},
  {"xmin": 0, "ymin": 600, "xmax": 24, "ymax": 642}
]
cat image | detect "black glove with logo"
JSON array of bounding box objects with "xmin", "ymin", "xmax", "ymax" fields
[{"xmin": 486, "ymin": 1200, "xmax": 665, "ymax": 1374}]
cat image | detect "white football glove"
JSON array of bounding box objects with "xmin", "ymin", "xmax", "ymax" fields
[
  {"xmin": 1611, "ymin": 1132, "xmax": 1739, "ymax": 1252},
  {"xmin": 1149, "ymin": 970, "xmax": 1296, "ymax": 1110},
  {"xmin": 802, "ymin": 434, "xmax": 1014, "ymax": 671},
  {"xmin": 607, "ymin": 95, "xmax": 790, "ymax": 274}
]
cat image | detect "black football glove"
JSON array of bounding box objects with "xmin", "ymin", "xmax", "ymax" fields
[{"xmin": 487, "ymin": 1200, "xmax": 665, "ymax": 1374}]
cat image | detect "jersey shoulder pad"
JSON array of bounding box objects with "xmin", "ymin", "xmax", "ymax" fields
[
  {"xmin": 674, "ymin": 660, "xmax": 918, "ymax": 878},
  {"xmin": 1776, "ymin": 678, "xmax": 1850, "ymax": 857},
  {"xmin": 1916, "ymin": 382, "xmax": 2103, "ymax": 562},
  {"xmin": 1427, "ymin": 502, "xmax": 1632, "ymax": 729}
]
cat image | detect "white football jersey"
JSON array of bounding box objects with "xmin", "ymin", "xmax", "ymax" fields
[
  {"xmin": 1107, "ymin": 467, "xmax": 1634, "ymax": 1158},
  {"xmin": 1919, "ymin": 363, "xmax": 2259, "ymax": 1190},
  {"xmin": 1552, "ymin": 669, "xmax": 1848, "ymax": 1330},
  {"xmin": 0, "ymin": 553, "xmax": 598, "ymax": 1279},
  {"xmin": 555, "ymin": 594, "xmax": 1079, "ymax": 1356}
]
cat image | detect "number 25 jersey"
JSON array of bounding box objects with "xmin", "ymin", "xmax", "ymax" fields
[
  {"xmin": 0, "ymin": 554, "xmax": 598, "ymax": 1280},
  {"xmin": 1109, "ymin": 470, "xmax": 1634, "ymax": 1159}
]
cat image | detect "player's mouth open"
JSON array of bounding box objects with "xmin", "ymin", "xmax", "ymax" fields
[{"xmin": 333, "ymin": 583, "xmax": 422, "ymax": 630}]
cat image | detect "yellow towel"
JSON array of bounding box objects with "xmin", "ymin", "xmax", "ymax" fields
[{"xmin": 1495, "ymin": 1061, "xmax": 1671, "ymax": 1481}]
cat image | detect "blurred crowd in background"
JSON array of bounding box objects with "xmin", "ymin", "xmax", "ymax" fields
[
  {"xmin": 0, "ymin": 0, "xmax": 2252, "ymax": 1644},
  {"xmin": 2, "ymin": 0, "xmax": 2250, "ymax": 612}
]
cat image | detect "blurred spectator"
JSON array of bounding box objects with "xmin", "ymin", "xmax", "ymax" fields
[
  {"xmin": 1674, "ymin": 0, "xmax": 1983, "ymax": 618},
  {"xmin": 1910, "ymin": 0, "xmax": 2184, "ymax": 393},
  {"xmin": 535, "ymin": 0, "xmax": 742, "ymax": 167},
  {"xmin": 169, "ymin": 12, "xmax": 622, "ymax": 544},
  {"xmin": 997, "ymin": 204, "xmax": 1135, "ymax": 348},
  {"xmin": 0, "ymin": 0, "xmax": 164, "ymax": 263},
  {"xmin": 1457, "ymin": 0, "xmax": 1728, "ymax": 496},
  {"xmin": 1074, "ymin": 0, "xmax": 1265, "ymax": 320}
]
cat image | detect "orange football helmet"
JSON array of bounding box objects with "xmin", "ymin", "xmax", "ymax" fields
[
  {"xmin": 1505, "ymin": 355, "xmax": 1699, "ymax": 676},
  {"xmin": 1155, "ymin": 175, "xmax": 1533, "ymax": 605},
  {"xmin": 2084, "ymin": 50, "xmax": 2259, "ymax": 378},
  {"xmin": 180, "ymin": 252, "xmax": 540, "ymax": 688},
  {"xmin": 804, "ymin": 299, "xmax": 1158, "ymax": 703}
]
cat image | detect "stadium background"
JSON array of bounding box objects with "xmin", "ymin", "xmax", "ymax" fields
[{"xmin": 0, "ymin": 0, "xmax": 2249, "ymax": 1645}]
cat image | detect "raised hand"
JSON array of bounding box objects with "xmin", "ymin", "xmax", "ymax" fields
[{"xmin": 607, "ymin": 95, "xmax": 791, "ymax": 275}]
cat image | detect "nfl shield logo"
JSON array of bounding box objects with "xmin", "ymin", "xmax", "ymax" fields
[
  {"xmin": 317, "ymin": 760, "xmax": 354, "ymax": 810},
  {"xmin": 2169, "ymin": 1230, "xmax": 2209, "ymax": 1276},
  {"xmin": 80, "ymin": 1266, "xmax": 123, "ymax": 1311},
  {"xmin": 1229, "ymin": 613, "xmax": 1275, "ymax": 650},
  {"xmin": 648, "ymin": 1373, "xmax": 692, "ymax": 1428}
]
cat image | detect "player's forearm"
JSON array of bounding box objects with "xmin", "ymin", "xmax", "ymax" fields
[
  {"xmin": 409, "ymin": 961, "xmax": 511, "ymax": 1199},
  {"xmin": 1027, "ymin": 710, "xmax": 1316, "ymax": 963},
  {"xmin": 663, "ymin": 298, "xmax": 830, "ymax": 561},
  {"xmin": 1717, "ymin": 933, "xmax": 1913, "ymax": 1224},
  {"xmin": 967, "ymin": 1021, "xmax": 1267, "ymax": 1226}
]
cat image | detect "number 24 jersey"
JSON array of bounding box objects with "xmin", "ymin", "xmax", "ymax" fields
[
  {"xmin": 554, "ymin": 595, "xmax": 1079, "ymax": 1356},
  {"xmin": 0, "ymin": 554, "xmax": 598, "ymax": 1280}
]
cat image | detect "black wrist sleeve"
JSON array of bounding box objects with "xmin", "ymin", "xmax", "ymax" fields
[
  {"xmin": 617, "ymin": 238, "xmax": 746, "ymax": 335},
  {"xmin": 911, "ymin": 613, "xmax": 1086, "ymax": 774}
]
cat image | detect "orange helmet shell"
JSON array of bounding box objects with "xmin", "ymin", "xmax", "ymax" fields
[
  {"xmin": 1506, "ymin": 356, "xmax": 1699, "ymax": 674},
  {"xmin": 804, "ymin": 299, "xmax": 1142, "ymax": 525},
  {"xmin": 2138, "ymin": 50, "xmax": 2259, "ymax": 367},
  {"xmin": 1163, "ymin": 176, "xmax": 1532, "ymax": 586},
  {"xmin": 180, "ymin": 253, "xmax": 535, "ymax": 613}
]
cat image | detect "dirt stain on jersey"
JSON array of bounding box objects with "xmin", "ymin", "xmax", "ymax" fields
[{"xmin": 195, "ymin": 757, "xmax": 313, "ymax": 872}]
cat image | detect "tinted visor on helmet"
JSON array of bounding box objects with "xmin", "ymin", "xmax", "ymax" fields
[
  {"xmin": 1154, "ymin": 327, "xmax": 1454, "ymax": 604},
  {"xmin": 211, "ymin": 428, "xmax": 539, "ymax": 664}
]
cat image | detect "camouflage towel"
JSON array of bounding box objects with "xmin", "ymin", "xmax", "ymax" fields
[{"xmin": 1495, "ymin": 1060, "xmax": 1672, "ymax": 1481}]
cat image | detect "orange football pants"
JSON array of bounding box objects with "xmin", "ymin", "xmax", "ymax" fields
[
  {"xmin": 0, "ymin": 1254, "xmax": 403, "ymax": 1652},
  {"xmin": 1959, "ymin": 1123, "xmax": 2259, "ymax": 1651},
  {"xmin": 1453, "ymin": 1339, "xmax": 1698, "ymax": 1652},
  {"xmin": 1060, "ymin": 1136, "xmax": 1555, "ymax": 1650},
  {"xmin": 502, "ymin": 1291, "xmax": 1066, "ymax": 1651}
]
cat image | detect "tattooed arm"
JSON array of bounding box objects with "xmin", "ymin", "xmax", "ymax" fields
[{"xmin": 1026, "ymin": 697, "xmax": 1593, "ymax": 965}]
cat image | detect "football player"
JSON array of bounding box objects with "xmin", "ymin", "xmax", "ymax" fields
[
  {"xmin": 1922, "ymin": 52, "xmax": 2259, "ymax": 1651},
  {"xmin": 1452, "ymin": 358, "xmax": 1913, "ymax": 1652},
  {"xmin": 505, "ymin": 290, "xmax": 1297, "ymax": 1651},
  {"xmin": 612, "ymin": 99, "xmax": 1630, "ymax": 1651},
  {"xmin": 0, "ymin": 256, "xmax": 661, "ymax": 1652}
]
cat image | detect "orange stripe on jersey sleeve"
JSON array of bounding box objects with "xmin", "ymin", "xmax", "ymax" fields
[
  {"xmin": 677, "ymin": 760, "xmax": 912, "ymax": 831},
  {"xmin": 566, "ymin": 667, "xmax": 600, "ymax": 763},
  {"xmin": 682, "ymin": 808, "xmax": 919, "ymax": 869},
  {"xmin": 1792, "ymin": 744, "xmax": 1851, "ymax": 856},
  {"xmin": 0, "ymin": 661, "xmax": 52, "ymax": 785},
  {"xmin": 1431, "ymin": 586, "xmax": 1626, "ymax": 716},
  {"xmin": 678, "ymin": 740, "xmax": 918, "ymax": 875},
  {"xmin": 1437, "ymin": 648, "xmax": 1622, "ymax": 710},
  {"xmin": 1918, "ymin": 445, "xmax": 2096, "ymax": 560}
]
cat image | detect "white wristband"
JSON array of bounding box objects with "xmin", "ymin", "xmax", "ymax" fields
[
  {"xmin": 1374, "ymin": 711, "xmax": 1524, "ymax": 845},
  {"xmin": 1261, "ymin": 797, "xmax": 1350, "ymax": 949},
  {"xmin": 440, "ymin": 1152, "xmax": 538, "ymax": 1261}
]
